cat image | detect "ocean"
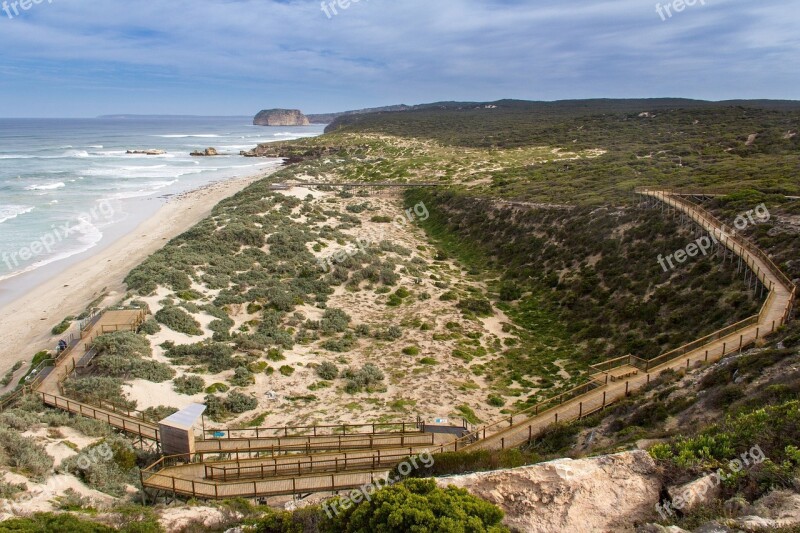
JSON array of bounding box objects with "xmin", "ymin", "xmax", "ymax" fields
[{"xmin": 0, "ymin": 117, "xmax": 323, "ymax": 298}]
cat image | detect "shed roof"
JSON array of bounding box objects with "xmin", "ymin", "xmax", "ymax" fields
[{"xmin": 159, "ymin": 403, "xmax": 206, "ymax": 431}]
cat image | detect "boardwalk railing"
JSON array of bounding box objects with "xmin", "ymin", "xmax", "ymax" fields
[
  {"xmin": 38, "ymin": 392, "xmax": 160, "ymax": 441},
  {"xmin": 196, "ymin": 432, "xmax": 435, "ymax": 455},
  {"xmin": 201, "ymin": 421, "xmax": 421, "ymax": 440},
  {"xmin": 203, "ymin": 447, "xmax": 432, "ymax": 481}
]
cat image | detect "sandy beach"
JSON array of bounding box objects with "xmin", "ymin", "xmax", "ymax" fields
[{"xmin": 0, "ymin": 170, "xmax": 275, "ymax": 376}]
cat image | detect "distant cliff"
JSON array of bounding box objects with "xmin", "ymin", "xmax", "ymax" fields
[
  {"xmin": 253, "ymin": 109, "xmax": 310, "ymax": 126},
  {"xmin": 307, "ymin": 105, "xmax": 412, "ymax": 124}
]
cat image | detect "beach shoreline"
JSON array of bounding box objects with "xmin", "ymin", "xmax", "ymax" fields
[{"xmin": 0, "ymin": 169, "xmax": 277, "ymax": 375}]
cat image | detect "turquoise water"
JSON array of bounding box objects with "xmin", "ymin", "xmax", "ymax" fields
[{"xmin": 0, "ymin": 118, "xmax": 323, "ymax": 284}]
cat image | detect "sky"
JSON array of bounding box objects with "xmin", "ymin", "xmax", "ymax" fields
[{"xmin": 0, "ymin": 0, "xmax": 797, "ymax": 117}]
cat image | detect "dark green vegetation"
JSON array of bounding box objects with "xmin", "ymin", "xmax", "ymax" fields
[
  {"xmin": 51, "ymin": 316, "xmax": 73, "ymax": 335},
  {"xmin": 90, "ymin": 332, "xmax": 174, "ymax": 382},
  {"xmin": 322, "ymin": 479, "xmax": 508, "ymax": 533},
  {"xmin": 59, "ymin": 332, "xmax": 175, "ymax": 410},
  {"xmin": 406, "ymin": 188, "xmax": 763, "ymax": 391},
  {"xmin": 327, "ymin": 99, "xmax": 800, "ymax": 204},
  {"xmin": 705, "ymin": 191, "xmax": 800, "ymax": 283}
]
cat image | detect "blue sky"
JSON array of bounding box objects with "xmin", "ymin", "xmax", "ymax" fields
[{"xmin": 0, "ymin": 0, "xmax": 797, "ymax": 117}]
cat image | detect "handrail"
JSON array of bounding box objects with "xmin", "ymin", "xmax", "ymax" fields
[{"xmin": 202, "ymin": 420, "xmax": 421, "ymax": 440}]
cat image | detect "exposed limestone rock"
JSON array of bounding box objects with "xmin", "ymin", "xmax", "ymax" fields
[
  {"xmin": 253, "ymin": 109, "xmax": 310, "ymax": 126},
  {"xmin": 436, "ymin": 450, "xmax": 661, "ymax": 533},
  {"xmin": 667, "ymin": 473, "xmax": 722, "ymax": 513},
  {"xmin": 636, "ymin": 525, "xmax": 690, "ymax": 533},
  {"xmin": 746, "ymin": 133, "xmax": 758, "ymax": 146},
  {"xmin": 190, "ymin": 147, "xmax": 219, "ymax": 157},
  {"xmin": 126, "ymin": 149, "xmax": 166, "ymax": 155}
]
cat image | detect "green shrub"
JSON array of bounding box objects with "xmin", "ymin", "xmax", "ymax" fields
[
  {"xmin": 321, "ymin": 334, "xmax": 357, "ymax": 353},
  {"xmin": 205, "ymin": 382, "xmax": 230, "ymax": 394},
  {"xmin": 59, "ymin": 438, "xmax": 139, "ymax": 497},
  {"xmin": 279, "ymin": 365, "xmax": 295, "ymax": 377},
  {"xmin": 457, "ymin": 297, "xmax": 493, "ymax": 317},
  {"xmin": 62, "ymin": 377, "xmax": 136, "ymax": 410},
  {"xmin": 316, "ymin": 362, "xmax": 339, "ymax": 380},
  {"xmin": 224, "ymin": 391, "xmax": 258, "ymax": 414},
  {"xmin": 499, "ymin": 282, "xmax": 522, "ymax": 301},
  {"xmin": 230, "ymin": 367, "xmax": 255, "ymax": 387},
  {"xmin": 91, "ymin": 332, "xmax": 175, "ymax": 382},
  {"xmin": 266, "ymin": 348, "xmax": 286, "ymax": 362},
  {"xmin": 0, "ymin": 426, "xmax": 54, "ymax": 481},
  {"xmin": 487, "ymin": 395, "xmax": 506, "ymax": 407},
  {"xmin": 164, "ymin": 342, "xmax": 236, "ymax": 373},
  {"xmin": 155, "ymin": 306, "xmax": 203, "ymax": 336},
  {"xmin": 342, "ymin": 364, "xmax": 385, "ymax": 393},
  {"xmin": 0, "ymin": 513, "xmax": 116, "ymax": 532},
  {"xmin": 51, "ymin": 317, "xmax": 73, "ymax": 335},
  {"xmin": 0, "ymin": 361, "xmax": 23, "ymax": 387},
  {"xmin": 420, "ymin": 357, "xmax": 437, "ymax": 365},
  {"xmin": 323, "ymin": 478, "xmax": 508, "ymax": 532},
  {"xmin": 405, "ymin": 449, "xmax": 537, "ymax": 478},
  {"xmin": 173, "ymin": 375, "xmax": 205, "ymax": 395},
  {"xmin": 455, "ymin": 404, "xmax": 480, "ymax": 424},
  {"xmin": 176, "ymin": 289, "xmax": 202, "ymax": 301},
  {"xmin": 139, "ymin": 319, "xmax": 161, "ymax": 335},
  {"xmin": 402, "ymin": 346, "xmax": 420, "ymax": 356},
  {"xmin": 141, "ymin": 405, "xmax": 178, "ymax": 421}
]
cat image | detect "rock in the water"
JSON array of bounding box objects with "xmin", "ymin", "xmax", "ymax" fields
[
  {"xmin": 191, "ymin": 147, "xmax": 220, "ymax": 157},
  {"xmin": 127, "ymin": 149, "xmax": 166, "ymax": 155},
  {"xmin": 436, "ymin": 450, "xmax": 661, "ymax": 533},
  {"xmin": 253, "ymin": 109, "xmax": 310, "ymax": 126}
]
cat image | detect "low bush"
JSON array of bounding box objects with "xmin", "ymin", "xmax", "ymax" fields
[
  {"xmin": 0, "ymin": 513, "xmax": 116, "ymax": 532},
  {"xmin": 230, "ymin": 367, "xmax": 255, "ymax": 387},
  {"xmin": 342, "ymin": 363, "xmax": 384, "ymax": 393},
  {"xmin": 139, "ymin": 319, "xmax": 161, "ymax": 335},
  {"xmin": 0, "ymin": 361, "xmax": 23, "ymax": 387},
  {"xmin": 155, "ymin": 306, "xmax": 203, "ymax": 336},
  {"xmin": 173, "ymin": 375, "xmax": 205, "ymax": 395},
  {"xmin": 224, "ymin": 391, "xmax": 258, "ymax": 414},
  {"xmin": 163, "ymin": 342, "xmax": 236, "ymax": 373},
  {"xmin": 0, "ymin": 426, "xmax": 54, "ymax": 481},
  {"xmin": 62, "ymin": 376, "xmax": 136, "ymax": 410},
  {"xmin": 323, "ymin": 478, "xmax": 508, "ymax": 532},
  {"xmin": 59, "ymin": 437, "xmax": 139, "ymax": 497},
  {"xmin": 316, "ymin": 362, "xmax": 339, "ymax": 380},
  {"xmin": 51, "ymin": 317, "xmax": 73, "ymax": 335}
]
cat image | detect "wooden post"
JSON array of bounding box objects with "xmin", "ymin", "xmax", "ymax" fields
[
  {"xmin": 602, "ymin": 391, "xmax": 606, "ymax": 409},
  {"xmin": 625, "ymin": 381, "xmax": 630, "ymax": 396}
]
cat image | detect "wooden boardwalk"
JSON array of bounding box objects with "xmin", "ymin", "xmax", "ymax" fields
[{"xmin": 17, "ymin": 190, "xmax": 795, "ymax": 501}]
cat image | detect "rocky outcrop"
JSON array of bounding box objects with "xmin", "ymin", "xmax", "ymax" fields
[
  {"xmin": 436, "ymin": 451, "xmax": 662, "ymax": 533},
  {"xmin": 253, "ymin": 109, "xmax": 310, "ymax": 126},
  {"xmin": 126, "ymin": 149, "xmax": 166, "ymax": 155},
  {"xmin": 190, "ymin": 147, "xmax": 219, "ymax": 157}
]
